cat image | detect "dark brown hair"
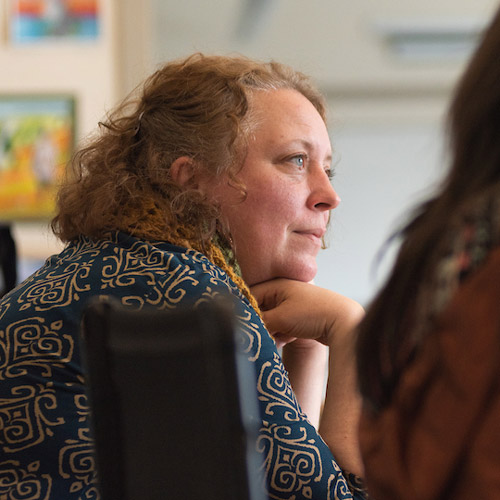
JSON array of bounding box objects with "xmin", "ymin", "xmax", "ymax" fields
[
  {"xmin": 356, "ymin": 6, "xmax": 500, "ymax": 411},
  {"xmin": 51, "ymin": 53, "xmax": 327, "ymax": 245}
]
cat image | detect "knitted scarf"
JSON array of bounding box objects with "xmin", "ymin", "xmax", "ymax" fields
[{"xmin": 116, "ymin": 198, "xmax": 262, "ymax": 316}]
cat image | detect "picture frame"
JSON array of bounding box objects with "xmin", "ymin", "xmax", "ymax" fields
[
  {"xmin": 0, "ymin": 94, "xmax": 75, "ymax": 221},
  {"xmin": 9, "ymin": 0, "xmax": 100, "ymax": 44}
]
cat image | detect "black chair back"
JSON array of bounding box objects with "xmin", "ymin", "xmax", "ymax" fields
[{"xmin": 81, "ymin": 298, "xmax": 265, "ymax": 500}]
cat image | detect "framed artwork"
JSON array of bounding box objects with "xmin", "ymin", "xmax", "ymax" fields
[
  {"xmin": 9, "ymin": 0, "xmax": 100, "ymax": 43},
  {"xmin": 0, "ymin": 95, "xmax": 75, "ymax": 220}
]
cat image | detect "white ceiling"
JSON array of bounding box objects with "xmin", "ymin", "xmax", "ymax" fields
[{"xmin": 150, "ymin": 0, "xmax": 499, "ymax": 96}]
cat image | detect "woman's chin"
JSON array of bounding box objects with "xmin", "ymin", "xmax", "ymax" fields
[
  {"xmin": 275, "ymin": 265, "xmax": 318, "ymax": 284},
  {"xmin": 240, "ymin": 261, "xmax": 317, "ymax": 286}
]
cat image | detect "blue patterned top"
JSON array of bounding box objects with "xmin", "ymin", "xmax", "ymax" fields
[{"xmin": 0, "ymin": 232, "xmax": 365, "ymax": 499}]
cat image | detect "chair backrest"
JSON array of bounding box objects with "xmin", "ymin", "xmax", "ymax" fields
[{"xmin": 81, "ymin": 298, "xmax": 265, "ymax": 500}]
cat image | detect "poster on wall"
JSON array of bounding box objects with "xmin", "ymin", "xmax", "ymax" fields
[
  {"xmin": 0, "ymin": 95, "xmax": 75, "ymax": 221},
  {"xmin": 9, "ymin": 0, "xmax": 100, "ymax": 43}
]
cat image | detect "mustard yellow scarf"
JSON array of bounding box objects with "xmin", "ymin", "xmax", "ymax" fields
[{"xmin": 117, "ymin": 199, "xmax": 262, "ymax": 316}]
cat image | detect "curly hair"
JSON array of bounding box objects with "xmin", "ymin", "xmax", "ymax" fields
[{"xmin": 51, "ymin": 53, "xmax": 327, "ymax": 246}]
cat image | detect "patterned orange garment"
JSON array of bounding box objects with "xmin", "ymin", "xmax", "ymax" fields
[{"xmin": 360, "ymin": 247, "xmax": 500, "ymax": 500}]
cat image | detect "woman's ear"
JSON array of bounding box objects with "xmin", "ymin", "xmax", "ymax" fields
[
  {"xmin": 170, "ymin": 156, "xmax": 196, "ymax": 187},
  {"xmin": 170, "ymin": 156, "xmax": 216, "ymax": 196}
]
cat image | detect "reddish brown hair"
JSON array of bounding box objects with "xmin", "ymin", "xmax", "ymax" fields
[{"xmin": 51, "ymin": 53, "xmax": 327, "ymax": 245}]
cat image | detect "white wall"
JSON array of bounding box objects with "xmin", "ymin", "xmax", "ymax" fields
[{"xmin": 311, "ymin": 94, "xmax": 450, "ymax": 305}]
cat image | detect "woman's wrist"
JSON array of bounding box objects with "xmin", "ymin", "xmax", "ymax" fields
[{"xmin": 283, "ymin": 339, "xmax": 328, "ymax": 428}]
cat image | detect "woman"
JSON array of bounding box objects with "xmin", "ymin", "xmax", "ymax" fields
[
  {"xmin": 253, "ymin": 4, "xmax": 500, "ymax": 498},
  {"xmin": 0, "ymin": 54, "xmax": 365, "ymax": 499},
  {"xmin": 355, "ymin": 4, "xmax": 500, "ymax": 498}
]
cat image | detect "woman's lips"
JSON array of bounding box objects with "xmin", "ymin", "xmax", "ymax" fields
[{"xmin": 294, "ymin": 229, "xmax": 325, "ymax": 243}]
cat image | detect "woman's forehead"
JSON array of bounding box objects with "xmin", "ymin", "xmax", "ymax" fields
[
  {"xmin": 246, "ymin": 89, "xmax": 329, "ymax": 146},
  {"xmin": 248, "ymin": 88, "xmax": 326, "ymax": 128}
]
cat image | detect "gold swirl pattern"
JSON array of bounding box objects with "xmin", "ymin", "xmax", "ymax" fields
[
  {"xmin": 193, "ymin": 286, "xmax": 229, "ymax": 307},
  {"xmin": 257, "ymin": 354, "xmax": 303, "ymax": 423},
  {"xmin": 328, "ymin": 472, "xmax": 351, "ymax": 500},
  {"xmin": 0, "ymin": 384, "xmax": 64, "ymax": 452},
  {"xmin": 235, "ymin": 310, "xmax": 263, "ymax": 362},
  {"xmin": 0, "ymin": 460, "xmax": 52, "ymax": 500},
  {"xmin": 0, "ymin": 233, "xmax": 362, "ymax": 500},
  {"xmin": 16, "ymin": 264, "xmax": 92, "ymax": 313},
  {"xmin": 58, "ymin": 432, "xmax": 96, "ymax": 492},
  {"xmin": 77, "ymin": 486, "xmax": 101, "ymax": 500},
  {"xmin": 59, "ymin": 237, "xmax": 110, "ymax": 260},
  {"xmin": 101, "ymin": 244, "xmax": 200, "ymax": 309},
  {"xmin": 0, "ymin": 301, "xmax": 10, "ymax": 322},
  {"xmin": 198, "ymin": 254, "xmax": 239, "ymax": 291},
  {"xmin": 257, "ymin": 424, "xmax": 324, "ymax": 498},
  {"xmin": 0, "ymin": 317, "xmax": 73, "ymax": 380},
  {"xmin": 74, "ymin": 387, "xmax": 91, "ymax": 424}
]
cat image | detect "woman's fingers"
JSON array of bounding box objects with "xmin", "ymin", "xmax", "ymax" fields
[
  {"xmin": 251, "ymin": 279, "xmax": 288, "ymax": 311},
  {"xmin": 251, "ymin": 278, "xmax": 364, "ymax": 347},
  {"xmin": 252, "ymin": 279, "xmax": 335, "ymax": 344}
]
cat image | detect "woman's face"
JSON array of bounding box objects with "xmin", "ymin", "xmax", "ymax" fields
[{"xmin": 216, "ymin": 88, "xmax": 340, "ymax": 286}]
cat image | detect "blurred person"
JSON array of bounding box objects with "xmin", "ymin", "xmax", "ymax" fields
[
  {"xmin": 0, "ymin": 54, "xmax": 366, "ymax": 499},
  {"xmin": 355, "ymin": 4, "xmax": 500, "ymax": 498}
]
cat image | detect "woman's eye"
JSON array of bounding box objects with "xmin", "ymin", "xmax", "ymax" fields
[
  {"xmin": 289, "ymin": 155, "xmax": 306, "ymax": 168},
  {"xmin": 325, "ymin": 168, "xmax": 334, "ymax": 180}
]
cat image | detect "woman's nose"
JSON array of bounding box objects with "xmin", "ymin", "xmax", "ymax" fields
[{"xmin": 308, "ymin": 167, "xmax": 341, "ymax": 211}]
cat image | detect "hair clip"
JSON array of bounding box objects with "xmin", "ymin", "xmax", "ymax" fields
[{"xmin": 133, "ymin": 111, "xmax": 145, "ymax": 136}]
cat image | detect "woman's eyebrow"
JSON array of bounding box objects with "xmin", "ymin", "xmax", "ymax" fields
[{"xmin": 286, "ymin": 139, "xmax": 332, "ymax": 161}]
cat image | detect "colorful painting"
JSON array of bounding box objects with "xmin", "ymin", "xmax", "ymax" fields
[
  {"xmin": 9, "ymin": 0, "xmax": 100, "ymax": 43},
  {"xmin": 0, "ymin": 96, "xmax": 75, "ymax": 220}
]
